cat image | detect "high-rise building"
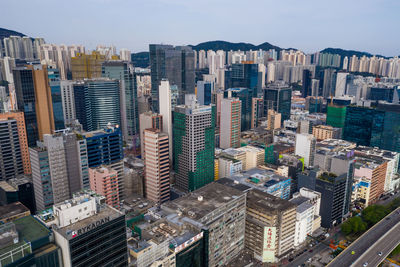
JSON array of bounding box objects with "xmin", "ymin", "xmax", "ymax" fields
[
  {"xmin": 71, "ymin": 79, "xmax": 121, "ymax": 132},
  {"xmin": 60, "ymin": 80, "xmax": 76, "ymax": 126},
  {"xmin": 30, "ymin": 134, "xmax": 70, "ymax": 211},
  {"xmin": 81, "ymin": 125, "xmax": 124, "ymax": 199},
  {"xmin": 71, "ymin": 52, "xmax": 105, "ymax": 79},
  {"xmin": 301, "ymin": 69, "xmax": 312, "ymax": 97},
  {"xmin": 139, "ymin": 111, "xmax": 163, "ymax": 156},
  {"xmin": 87, "ymin": 78, "xmax": 121, "ymax": 130},
  {"xmin": 370, "ymin": 103, "xmax": 400, "ymax": 154},
  {"xmin": 13, "ymin": 67, "xmax": 39, "ymax": 146},
  {"xmin": 225, "ymin": 63, "xmax": 262, "ymax": 97},
  {"xmin": 38, "ymin": 192, "xmax": 128, "ymax": 267},
  {"xmin": 72, "ymin": 81, "xmax": 92, "ymax": 131},
  {"xmin": 220, "ymin": 98, "xmax": 241, "ymax": 149},
  {"xmin": 102, "ymin": 61, "xmax": 139, "ymax": 144},
  {"xmin": 0, "ymin": 112, "xmax": 30, "ymax": 174},
  {"xmin": 149, "ymin": 44, "xmax": 195, "ymax": 112},
  {"xmin": 343, "ymin": 105, "xmax": 381, "ymax": 146},
  {"xmin": 225, "ymin": 88, "xmax": 252, "ymax": 131},
  {"xmin": 30, "ymin": 65, "xmax": 55, "ymax": 140},
  {"xmin": 159, "ymin": 80, "xmax": 173, "ymax": 161},
  {"xmin": 312, "ymin": 125, "xmax": 342, "ymax": 140},
  {"xmin": 251, "ymin": 97, "xmax": 263, "ymax": 129},
  {"xmin": 162, "ymin": 182, "xmax": 246, "ymax": 267},
  {"xmin": 173, "ymin": 102, "xmax": 215, "ymax": 192},
  {"xmin": 266, "ymin": 109, "xmax": 282, "ymax": 130},
  {"xmin": 295, "ymin": 133, "xmax": 316, "ymax": 167},
  {"xmin": 245, "ymin": 189, "xmax": 296, "ymax": 263},
  {"xmin": 264, "ymin": 82, "xmax": 292, "ymax": 122},
  {"xmin": 196, "ymin": 80, "xmax": 214, "ymax": 105},
  {"xmin": 0, "ymin": 119, "xmax": 24, "ymax": 180},
  {"xmin": 326, "ymin": 104, "xmax": 346, "ymax": 129},
  {"xmin": 47, "ymin": 66, "xmax": 65, "ymax": 130},
  {"xmin": 143, "ymin": 129, "xmax": 170, "ymax": 203},
  {"xmin": 89, "ymin": 166, "xmax": 120, "ymax": 208}
]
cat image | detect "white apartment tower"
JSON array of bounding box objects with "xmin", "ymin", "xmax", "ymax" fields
[
  {"xmin": 295, "ymin": 133, "xmax": 316, "ymax": 167},
  {"xmin": 220, "ymin": 98, "xmax": 241, "ymax": 149}
]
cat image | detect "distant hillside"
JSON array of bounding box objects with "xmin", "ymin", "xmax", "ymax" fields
[
  {"xmin": 189, "ymin": 40, "xmax": 283, "ymax": 51},
  {"xmin": 320, "ymin": 47, "xmax": 388, "ymax": 59},
  {"xmin": 0, "ymin": 27, "xmax": 27, "ymax": 40}
]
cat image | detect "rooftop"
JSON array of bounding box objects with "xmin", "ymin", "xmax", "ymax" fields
[
  {"xmin": 54, "ymin": 205, "xmax": 123, "ymax": 240},
  {"xmin": 162, "ymin": 182, "xmax": 244, "ymax": 221},
  {"xmin": 0, "ymin": 202, "xmax": 30, "ymax": 221},
  {"xmin": 247, "ymin": 189, "xmax": 295, "ymax": 213}
]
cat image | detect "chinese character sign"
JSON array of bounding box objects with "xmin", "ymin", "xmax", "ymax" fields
[{"xmin": 262, "ymin": 226, "xmax": 276, "ymax": 263}]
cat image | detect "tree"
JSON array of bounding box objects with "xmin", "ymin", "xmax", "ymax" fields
[
  {"xmin": 341, "ymin": 220, "xmax": 353, "ymax": 235},
  {"xmin": 361, "ymin": 205, "xmax": 389, "ymax": 226}
]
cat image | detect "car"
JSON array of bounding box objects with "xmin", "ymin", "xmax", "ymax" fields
[
  {"xmin": 378, "ymin": 252, "xmax": 382, "ymax": 256},
  {"xmin": 304, "ymin": 249, "xmax": 307, "ymax": 252},
  {"xmin": 289, "ymin": 258, "xmax": 294, "ymax": 262},
  {"xmin": 307, "ymin": 258, "xmax": 312, "ymax": 263},
  {"xmin": 363, "ymin": 263, "xmax": 368, "ymax": 267},
  {"xmin": 309, "ymin": 249, "xmax": 313, "ymax": 252}
]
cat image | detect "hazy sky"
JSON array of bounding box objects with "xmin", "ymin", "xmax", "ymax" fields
[{"xmin": 2, "ymin": 0, "xmax": 399, "ymax": 56}]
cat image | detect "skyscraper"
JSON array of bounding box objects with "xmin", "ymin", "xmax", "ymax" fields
[
  {"xmin": 220, "ymin": 98, "xmax": 241, "ymax": 149},
  {"xmin": 72, "ymin": 78, "xmax": 121, "ymax": 131},
  {"xmin": 139, "ymin": 111, "xmax": 163, "ymax": 156},
  {"xmin": 159, "ymin": 80, "xmax": 173, "ymax": 161},
  {"xmin": 0, "ymin": 119, "xmax": 23, "ymax": 180},
  {"xmin": 82, "ymin": 125, "xmax": 124, "ymax": 200},
  {"xmin": 302, "ymin": 69, "xmax": 312, "ymax": 98},
  {"xmin": 143, "ymin": 129, "xmax": 170, "ymax": 203},
  {"xmin": 295, "ymin": 133, "xmax": 316, "ymax": 167},
  {"xmin": 47, "ymin": 66, "xmax": 65, "ymax": 130},
  {"xmin": 60, "ymin": 80, "xmax": 76, "ymax": 126},
  {"xmin": 225, "ymin": 88, "xmax": 252, "ymax": 131},
  {"xmin": 173, "ymin": 101, "xmax": 215, "ymax": 192},
  {"xmin": 343, "ymin": 105, "xmax": 381, "ymax": 146},
  {"xmin": 14, "ymin": 65, "xmax": 56, "ymax": 145},
  {"xmin": 89, "ymin": 166, "xmax": 120, "ymax": 208},
  {"xmin": 225, "ymin": 62, "xmax": 262, "ymax": 97},
  {"xmin": 30, "ymin": 65, "xmax": 55, "ymax": 140},
  {"xmin": 30, "ymin": 134, "xmax": 71, "ymax": 211},
  {"xmin": 251, "ymin": 97, "xmax": 263, "ymax": 129},
  {"xmin": 149, "ymin": 44, "xmax": 195, "ymax": 112},
  {"xmin": 73, "ymin": 81, "xmax": 92, "ymax": 131},
  {"xmin": 102, "ymin": 61, "xmax": 139, "ymax": 144},
  {"xmin": 0, "ymin": 112, "xmax": 30, "ymax": 174},
  {"xmin": 13, "ymin": 67, "xmax": 39, "ymax": 146},
  {"xmin": 71, "ymin": 51, "xmax": 105, "ymax": 79},
  {"xmin": 264, "ymin": 82, "xmax": 292, "ymax": 122}
]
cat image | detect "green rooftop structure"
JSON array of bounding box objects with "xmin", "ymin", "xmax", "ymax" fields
[{"xmin": 0, "ymin": 215, "xmax": 60, "ymax": 267}]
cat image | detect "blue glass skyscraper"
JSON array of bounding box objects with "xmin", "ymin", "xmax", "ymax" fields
[{"xmin": 47, "ymin": 66, "xmax": 65, "ymax": 130}]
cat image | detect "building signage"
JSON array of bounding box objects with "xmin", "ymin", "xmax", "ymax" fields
[
  {"xmin": 68, "ymin": 216, "xmax": 110, "ymax": 239},
  {"xmin": 262, "ymin": 226, "xmax": 276, "ymax": 263},
  {"xmin": 174, "ymin": 232, "xmax": 203, "ymax": 253}
]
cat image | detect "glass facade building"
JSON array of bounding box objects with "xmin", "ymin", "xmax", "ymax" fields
[
  {"xmin": 47, "ymin": 67, "xmax": 65, "ymax": 130},
  {"xmin": 343, "ymin": 106, "xmax": 382, "ymax": 146},
  {"xmin": 263, "ymin": 83, "xmax": 292, "ymax": 122},
  {"xmin": 73, "ymin": 82, "xmax": 92, "ymax": 132},
  {"xmin": 225, "ymin": 63, "xmax": 261, "ymax": 97},
  {"xmin": 102, "ymin": 61, "xmax": 139, "ymax": 142},
  {"xmin": 13, "ymin": 68, "xmax": 39, "ymax": 147},
  {"xmin": 149, "ymin": 44, "xmax": 195, "ymax": 112},
  {"xmin": 370, "ymin": 103, "xmax": 400, "ymax": 153}
]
